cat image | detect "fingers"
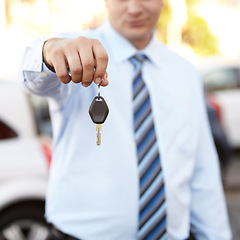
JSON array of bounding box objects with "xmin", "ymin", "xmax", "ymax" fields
[
  {"xmin": 43, "ymin": 37, "xmax": 109, "ymax": 87},
  {"xmin": 100, "ymin": 72, "xmax": 109, "ymax": 87},
  {"xmin": 78, "ymin": 39, "xmax": 95, "ymax": 87},
  {"xmin": 65, "ymin": 50, "xmax": 82, "ymax": 84},
  {"xmin": 50, "ymin": 48, "xmax": 71, "ymax": 84},
  {"xmin": 53, "ymin": 59, "xmax": 71, "ymax": 84},
  {"xmin": 43, "ymin": 38, "xmax": 72, "ymax": 84},
  {"xmin": 92, "ymin": 40, "xmax": 109, "ymax": 87}
]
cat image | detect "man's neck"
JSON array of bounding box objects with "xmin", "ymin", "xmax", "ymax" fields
[{"xmin": 129, "ymin": 36, "xmax": 152, "ymax": 50}]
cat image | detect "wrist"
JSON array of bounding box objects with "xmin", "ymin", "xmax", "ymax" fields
[{"xmin": 42, "ymin": 40, "xmax": 55, "ymax": 73}]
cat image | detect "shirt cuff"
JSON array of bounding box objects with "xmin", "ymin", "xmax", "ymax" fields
[{"xmin": 22, "ymin": 36, "xmax": 48, "ymax": 72}]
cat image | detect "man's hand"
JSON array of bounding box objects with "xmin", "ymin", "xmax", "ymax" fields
[{"xmin": 43, "ymin": 37, "xmax": 109, "ymax": 87}]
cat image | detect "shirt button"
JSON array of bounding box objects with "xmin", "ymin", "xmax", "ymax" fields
[{"xmin": 41, "ymin": 72, "xmax": 47, "ymax": 77}]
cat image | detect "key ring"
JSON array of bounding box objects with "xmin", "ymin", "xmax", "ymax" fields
[
  {"xmin": 98, "ymin": 84, "xmax": 101, "ymax": 98},
  {"xmin": 97, "ymin": 79, "xmax": 104, "ymax": 98}
]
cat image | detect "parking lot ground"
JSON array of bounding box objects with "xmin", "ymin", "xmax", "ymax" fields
[{"xmin": 224, "ymin": 151, "xmax": 240, "ymax": 240}]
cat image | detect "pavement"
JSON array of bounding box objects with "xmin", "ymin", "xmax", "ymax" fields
[{"xmin": 223, "ymin": 151, "xmax": 240, "ymax": 240}]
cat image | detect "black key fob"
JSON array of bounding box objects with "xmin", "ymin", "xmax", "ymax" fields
[{"xmin": 89, "ymin": 96, "xmax": 109, "ymax": 124}]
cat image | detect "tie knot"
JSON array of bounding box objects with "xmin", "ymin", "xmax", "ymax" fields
[{"xmin": 129, "ymin": 54, "xmax": 146, "ymax": 69}]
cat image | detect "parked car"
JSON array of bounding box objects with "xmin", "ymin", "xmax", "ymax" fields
[
  {"xmin": 195, "ymin": 56, "xmax": 240, "ymax": 149},
  {"xmin": 206, "ymin": 94, "xmax": 232, "ymax": 176},
  {"xmin": 0, "ymin": 80, "xmax": 51, "ymax": 240}
]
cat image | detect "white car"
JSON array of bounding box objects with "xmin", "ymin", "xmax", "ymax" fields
[
  {"xmin": 195, "ymin": 57, "xmax": 240, "ymax": 149},
  {"xmin": 0, "ymin": 80, "xmax": 51, "ymax": 240}
]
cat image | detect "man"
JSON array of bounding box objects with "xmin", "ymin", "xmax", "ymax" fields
[{"xmin": 20, "ymin": 0, "xmax": 232, "ymax": 239}]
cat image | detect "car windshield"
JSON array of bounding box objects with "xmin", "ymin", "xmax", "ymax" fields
[{"xmin": 203, "ymin": 67, "xmax": 239, "ymax": 92}]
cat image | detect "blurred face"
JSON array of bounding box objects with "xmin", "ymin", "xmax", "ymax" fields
[{"xmin": 105, "ymin": 0, "xmax": 163, "ymax": 49}]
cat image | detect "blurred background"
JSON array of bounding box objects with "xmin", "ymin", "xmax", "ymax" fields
[{"xmin": 0, "ymin": 0, "xmax": 240, "ymax": 239}]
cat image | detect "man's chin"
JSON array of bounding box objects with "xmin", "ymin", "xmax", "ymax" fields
[{"xmin": 124, "ymin": 32, "xmax": 151, "ymax": 43}]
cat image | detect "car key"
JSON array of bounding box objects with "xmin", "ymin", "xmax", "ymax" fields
[{"xmin": 89, "ymin": 85, "xmax": 109, "ymax": 146}]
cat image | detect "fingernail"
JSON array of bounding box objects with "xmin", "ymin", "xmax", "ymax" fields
[
  {"xmin": 82, "ymin": 82, "xmax": 91, "ymax": 87},
  {"xmin": 103, "ymin": 76, "xmax": 108, "ymax": 83},
  {"xmin": 95, "ymin": 78, "xmax": 102, "ymax": 84},
  {"xmin": 100, "ymin": 78, "xmax": 105, "ymax": 86}
]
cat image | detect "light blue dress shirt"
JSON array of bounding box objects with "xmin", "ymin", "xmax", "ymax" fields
[{"xmin": 20, "ymin": 21, "xmax": 231, "ymax": 240}]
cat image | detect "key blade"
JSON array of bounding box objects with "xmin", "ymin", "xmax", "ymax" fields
[
  {"xmin": 96, "ymin": 132, "xmax": 101, "ymax": 146},
  {"xmin": 96, "ymin": 124, "xmax": 101, "ymax": 146}
]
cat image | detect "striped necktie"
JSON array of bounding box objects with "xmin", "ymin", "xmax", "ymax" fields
[{"xmin": 130, "ymin": 55, "xmax": 167, "ymax": 240}]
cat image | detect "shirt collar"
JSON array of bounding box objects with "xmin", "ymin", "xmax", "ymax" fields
[
  {"xmin": 101, "ymin": 21, "xmax": 162, "ymax": 68},
  {"xmin": 141, "ymin": 32, "xmax": 163, "ymax": 68}
]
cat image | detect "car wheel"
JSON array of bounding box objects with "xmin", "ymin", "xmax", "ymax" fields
[{"xmin": 0, "ymin": 201, "xmax": 49, "ymax": 240}]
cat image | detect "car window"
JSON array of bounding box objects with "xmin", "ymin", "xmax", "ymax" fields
[
  {"xmin": 0, "ymin": 119, "xmax": 18, "ymax": 140},
  {"xmin": 203, "ymin": 68, "xmax": 238, "ymax": 92},
  {"xmin": 237, "ymin": 68, "xmax": 240, "ymax": 81},
  {"xmin": 28, "ymin": 94, "xmax": 52, "ymax": 137}
]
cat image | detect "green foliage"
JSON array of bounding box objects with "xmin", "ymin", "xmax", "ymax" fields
[
  {"xmin": 156, "ymin": 0, "xmax": 220, "ymax": 55},
  {"xmin": 182, "ymin": 13, "xmax": 219, "ymax": 55}
]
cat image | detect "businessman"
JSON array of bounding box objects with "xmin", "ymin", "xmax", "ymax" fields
[{"xmin": 20, "ymin": 0, "xmax": 232, "ymax": 239}]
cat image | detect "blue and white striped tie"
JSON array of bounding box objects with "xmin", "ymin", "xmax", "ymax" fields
[{"xmin": 130, "ymin": 55, "xmax": 167, "ymax": 240}]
